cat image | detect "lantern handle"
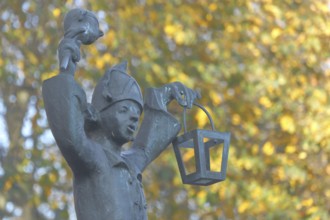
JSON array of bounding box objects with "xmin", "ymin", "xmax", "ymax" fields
[{"xmin": 183, "ymin": 102, "xmax": 215, "ymax": 133}]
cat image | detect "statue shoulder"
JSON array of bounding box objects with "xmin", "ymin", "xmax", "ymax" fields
[{"xmin": 43, "ymin": 74, "xmax": 87, "ymax": 106}]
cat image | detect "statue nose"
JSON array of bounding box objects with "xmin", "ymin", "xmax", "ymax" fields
[{"xmin": 130, "ymin": 112, "xmax": 139, "ymax": 122}]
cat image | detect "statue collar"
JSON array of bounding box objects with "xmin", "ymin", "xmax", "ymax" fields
[{"xmin": 102, "ymin": 147, "xmax": 128, "ymax": 168}]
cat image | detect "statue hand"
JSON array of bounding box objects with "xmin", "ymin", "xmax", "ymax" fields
[
  {"xmin": 161, "ymin": 82, "xmax": 201, "ymax": 108},
  {"xmin": 58, "ymin": 38, "xmax": 81, "ymax": 74}
]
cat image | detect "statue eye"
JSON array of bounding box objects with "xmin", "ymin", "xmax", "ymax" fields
[{"xmin": 119, "ymin": 106, "xmax": 128, "ymax": 113}]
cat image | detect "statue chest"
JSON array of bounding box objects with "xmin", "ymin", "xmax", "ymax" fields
[{"xmin": 74, "ymin": 156, "xmax": 147, "ymax": 220}]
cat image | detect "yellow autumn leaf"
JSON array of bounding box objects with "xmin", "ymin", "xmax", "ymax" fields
[
  {"xmin": 315, "ymin": 1, "xmax": 330, "ymax": 13},
  {"xmin": 177, "ymin": 72, "xmax": 188, "ymax": 82},
  {"xmin": 309, "ymin": 121, "xmax": 319, "ymax": 134},
  {"xmin": 253, "ymin": 107, "xmax": 262, "ymax": 116},
  {"xmin": 50, "ymin": 201, "xmax": 58, "ymax": 209},
  {"xmin": 145, "ymin": 74, "xmax": 154, "ymax": 84},
  {"xmin": 197, "ymin": 191, "xmax": 207, "ymax": 204},
  {"xmin": 299, "ymin": 151, "xmax": 307, "ymax": 159},
  {"xmin": 209, "ymin": 90, "xmax": 221, "ymax": 105},
  {"xmin": 164, "ymin": 24, "xmax": 181, "ymax": 37},
  {"xmin": 312, "ymin": 89, "xmax": 327, "ymax": 104},
  {"xmin": 164, "ymin": 24, "xmax": 175, "ymax": 35},
  {"xmin": 174, "ymin": 31, "xmax": 185, "ymax": 45},
  {"xmin": 206, "ymin": 14, "xmax": 213, "ymax": 21},
  {"xmin": 225, "ymin": 25, "xmax": 235, "ymax": 33},
  {"xmin": 264, "ymin": 4, "xmax": 282, "ymax": 19},
  {"xmin": 326, "ymin": 165, "xmax": 330, "ymax": 175},
  {"xmin": 167, "ymin": 65, "xmax": 177, "ymax": 77},
  {"xmin": 44, "ymin": 187, "xmax": 51, "ymax": 197},
  {"xmin": 96, "ymin": 58, "xmax": 105, "ymax": 69},
  {"xmin": 49, "ymin": 173, "xmax": 57, "ymax": 183},
  {"xmin": 306, "ymin": 206, "xmax": 319, "ymax": 215},
  {"xmin": 17, "ymin": 91, "xmax": 29, "ymax": 103},
  {"xmin": 238, "ymin": 201, "xmax": 250, "ymax": 213},
  {"xmin": 290, "ymin": 88, "xmax": 304, "ymax": 100},
  {"xmin": 207, "ymin": 42, "xmax": 218, "ymax": 51},
  {"xmin": 271, "ymin": 28, "xmax": 281, "ymax": 39},
  {"xmin": 28, "ymin": 52, "xmax": 38, "ymax": 65},
  {"xmin": 218, "ymin": 185, "xmax": 225, "ymax": 198},
  {"xmin": 52, "ymin": 8, "xmax": 61, "ymax": 18},
  {"xmin": 285, "ymin": 145, "xmax": 296, "ymax": 154},
  {"xmin": 326, "ymin": 190, "xmax": 330, "ymax": 198},
  {"xmin": 252, "ymin": 144, "xmax": 259, "ymax": 155},
  {"xmin": 104, "ymin": 30, "xmax": 115, "ymax": 43},
  {"xmin": 195, "ymin": 107, "xmax": 212, "ymax": 128},
  {"xmin": 209, "ymin": 3, "xmax": 217, "ymax": 12},
  {"xmin": 232, "ymin": 114, "xmax": 241, "ymax": 125},
  {"xmin": 276, "ymin": 167, "xmax": 286, "ymax": 180},
  {"xmin": 4, "ymin": 180, "xmax": 13, "ymax": 192},
  {"xmin": 263, "ymin": 141, "xmax": 275, "ymax": 156},
  {"xmin": 182, "ymin": 149, "xmax": 194, "ymax": 163},
  {"xmin": 41, "ymin": 71, "xmax": 57, "ymax": 81},
  {"xmin": 17, "ymin": 60, "xmax": 24, "ymax": 70},
  {"xmin": 152, "ymin": 64, "xmax": 162, "ymax": 74},
  {"xmin": 259, "ymin": 96, "xmax": 272, "ymax": 108},
  {"xmin": 301, "ymin": 198, "xmax": 314, "ymax": 207},
  {"xmin": 251, "ymin": 185, "xmax": 262, "ymax": 199},
  {"xmin": 102, "ymin": 53, "xmax": 112, "ymax": 63},
  {"xmin": 280, "ymin": 115, "xmax": 296, "ymax": 133},
  {"xmin": 247, "ymin": 43, "xmax": 261, "ymax": 57},
  {"xmin": 261, "ymin": 33, "xmax": 272, "ymax": 45}
]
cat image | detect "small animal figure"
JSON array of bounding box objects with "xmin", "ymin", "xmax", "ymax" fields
[{"xmin": 59, "ymin": 8, "xmax": 103, "ymax": 71}]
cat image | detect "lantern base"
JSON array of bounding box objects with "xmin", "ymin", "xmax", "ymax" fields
[{"xmin": 182, "ymin": 171, "xmax": 226, "ymax": 186}]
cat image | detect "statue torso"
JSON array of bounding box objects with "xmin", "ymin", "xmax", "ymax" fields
[{"xmin": 73, "ymin": 147, "xmax": 147, "ymax": 220}]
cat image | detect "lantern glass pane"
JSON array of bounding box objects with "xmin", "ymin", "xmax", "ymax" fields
[
  {"xmin": 204, "ymin": 137, "xmax": 223, "ymax": 172},
  {"xmin": 180, "ymin": 147, "xmax": 196, "ymax": 174}
]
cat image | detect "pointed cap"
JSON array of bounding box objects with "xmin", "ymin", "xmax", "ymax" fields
[{"xmin": 92, "ymin": 61, "xmax": 143, "ymax": 112}]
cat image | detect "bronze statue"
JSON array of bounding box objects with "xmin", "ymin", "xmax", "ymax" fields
[{"xmin": 42, "ymin": 8, "xmax": 200, "ymax": 220}]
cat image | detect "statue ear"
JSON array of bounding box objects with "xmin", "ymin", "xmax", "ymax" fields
[{"xmin": 84, "ymin": 103, "xmax": 100, "ymax": 131}]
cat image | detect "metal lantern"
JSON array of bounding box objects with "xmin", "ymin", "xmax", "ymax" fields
[{"xmin": 172, "ymin": 103, "xmax": 231, "ymax": 186}]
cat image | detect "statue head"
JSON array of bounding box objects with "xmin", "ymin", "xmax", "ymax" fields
[
  {"xmin": 86, "ymin": 62, "xmax": 143, "ymax": 145},
  {"xmin": 92, "ymin": 61, "xmax": 143, "ymax": 112},
  {"xmin": 63, "ymin": 8, "xmax": 103, "ymax": 44}
]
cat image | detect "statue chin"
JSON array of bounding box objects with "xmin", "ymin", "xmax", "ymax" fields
[{"xmin": 109, "ymin": 133, "xmax": 134, "ymax": 147}]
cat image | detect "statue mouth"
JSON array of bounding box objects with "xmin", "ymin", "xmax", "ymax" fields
[{"xmin": 127, "ymin": 124, "xmax": 136, "ymax": 133}]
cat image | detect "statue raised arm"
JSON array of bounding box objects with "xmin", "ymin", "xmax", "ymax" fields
[{"xmin": 43, "ymin": 8, "xmax": 103, "ymax": 174}]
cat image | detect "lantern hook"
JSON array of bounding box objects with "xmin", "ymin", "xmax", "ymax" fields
[{"xmin": 183, "ymin": 102, "xmax": 215, "ymax": 133}]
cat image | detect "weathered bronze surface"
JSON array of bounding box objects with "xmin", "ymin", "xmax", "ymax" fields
[{"xmin": 42, "ymin": 8, "xmax": 200, "ymax": 220}]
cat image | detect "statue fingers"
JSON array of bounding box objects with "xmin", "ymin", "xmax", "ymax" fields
[
  {"xmin": 58, "ymin": 38, "xmax": 81, "ymax": 57},
  {"xmin": 58, "ymin": 38, "xmax": 81, "ymax": 68},
  {"xmin": 186, "ymin": 88, "xmax": 196, "ymax": 109},
  {"xmin": 172, "ymin": 83, "xmax": 187, "ymax": 107}
]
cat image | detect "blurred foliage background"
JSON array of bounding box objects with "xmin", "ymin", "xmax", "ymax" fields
[{"xmin": 0, "ymin": 0, "xmax": 329, "ymax": 219}]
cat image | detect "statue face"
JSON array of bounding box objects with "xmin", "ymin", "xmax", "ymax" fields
[
  {"xmin": 100, "ymin": 100, "xmax": 141, "ymax": 145},
  {"xmin": 78, "ymin": 15, "xmax": 103, "ymax": 45}
]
